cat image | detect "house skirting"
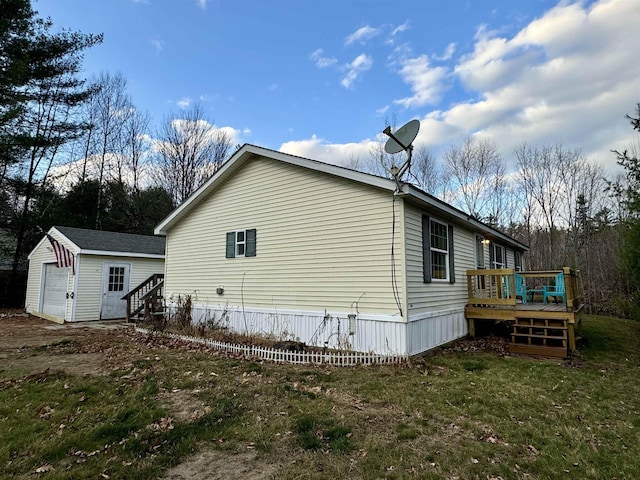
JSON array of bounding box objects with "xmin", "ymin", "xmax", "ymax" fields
[
  {"xmin": 167, "ymin": 303, "xmax": 467, "ymax": 356},
  {"xmin": 407, "ymin": 308, "xmax": 468, "ymax": 355}
]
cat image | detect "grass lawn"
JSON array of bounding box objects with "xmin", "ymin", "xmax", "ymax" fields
[{"xmin": 1, "ymin": 314, "xmax": 639, "ymax": 479}]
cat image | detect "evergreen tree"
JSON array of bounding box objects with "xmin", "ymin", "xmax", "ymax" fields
[
  {"xmin": 612, "ymin": 103, "xmax": 640, "ymax": 317},
  {"xmin": 0, "ymin": 0, "xmax": 102, "ymax": 302}
]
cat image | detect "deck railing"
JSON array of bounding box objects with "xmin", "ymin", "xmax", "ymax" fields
[
  {"xmin": 466, "ymin": 267, "xmax": 582, "ymax": 311},
  {"xmin": 122, "ymin": 273, "xmax": 164, "ymax": 322}
]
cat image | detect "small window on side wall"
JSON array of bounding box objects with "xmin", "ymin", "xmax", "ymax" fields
[
  {"xmin": 514, "ymin": 251, "xmax": 523, "ymax": 272},
  {"xmin": 226, "ymin": 229, "xmax": 256, "ymax": 258}
]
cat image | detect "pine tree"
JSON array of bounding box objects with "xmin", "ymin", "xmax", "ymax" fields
[{"xmin": 0, "ymin": 0, "xmax": 102, "ymax": 303}]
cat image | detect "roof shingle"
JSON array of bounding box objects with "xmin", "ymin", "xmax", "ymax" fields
[{"xmin": 55, "ymin": 226, "xmax": 165, "ymax": 256}]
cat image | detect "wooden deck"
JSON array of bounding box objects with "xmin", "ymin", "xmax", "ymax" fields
[{"xmin": 465, "ymin": 268, "xmax": 584, "ymax": 358}]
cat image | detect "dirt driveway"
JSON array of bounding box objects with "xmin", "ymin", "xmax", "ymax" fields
[{"xmin": 0, "ymin": 313, "xmax": 127, "ymax": 377}]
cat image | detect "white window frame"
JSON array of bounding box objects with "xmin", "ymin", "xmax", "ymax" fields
[
  {"xmin": 430, "ymin": 219, "xmax": 449, "ymax": 281},
  {"xmin": 492, "ymin": 244, "xmax": 506, "ymax": 269},
  {"xmin": 235, "ymin": 230, "xmax": 246, "ymax": 257}
]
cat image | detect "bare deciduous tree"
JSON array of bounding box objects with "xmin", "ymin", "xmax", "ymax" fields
[
  {"xmin": 153, "ymin": 104, "xmax": 232, "ymax": 204},
  {"xmin": 444, "ymin": 136, "xmax": 507, "ymax": 223},
  {"xmin": 409, "ymin": 146, "xmax": 446, "ymax": 197}
]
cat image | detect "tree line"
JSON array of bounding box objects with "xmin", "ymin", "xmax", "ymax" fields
[{"xmin": 1, "ymin": 1, "xmax": 638, "ymax": 319}]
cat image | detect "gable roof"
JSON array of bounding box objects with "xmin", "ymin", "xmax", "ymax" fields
[
  {"xmin": 53, "ymin": 226, "xmax": 165, "ymax": 257},
  {"xmin": 154, "ymin": 144, "xmax": 528, "ymax": 251}
]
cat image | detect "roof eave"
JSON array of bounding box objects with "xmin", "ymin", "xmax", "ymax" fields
[
  {"xmin": 401, "ymin": 184, "xmax": 529, "ymax": 251},
  {"xmin": 78, "ymin": 249, "xmax": 165, "ymax": 259}
]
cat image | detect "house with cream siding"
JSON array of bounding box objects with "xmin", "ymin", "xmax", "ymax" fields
[
  {"xmin": 155, "ymin": 144, "xmax": 527, "ymax": 356},
  {"xmin": 25, "ymin": 226, "xmax": 165, "ymax": 323}
]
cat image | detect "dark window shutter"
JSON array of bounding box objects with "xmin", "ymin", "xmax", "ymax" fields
[
  {"xmin": 504, "ymin": 250, "xmax": 508, "ymax": 268},
  {"xmin": 422, "ymin": 215, "xmax": 432, "ymax": 283},
  {"xmin": 448, "ymin": 224, "xmax": 455, "ymax": 284},
  {"xmin": 225, "ymin": 232, "xmax": 235, "ymax": 258},
  {"xmin": 489, "ymin": 242, "xmax": 495, "ymax": 268},
  {"xmin": 246, "ymin": 229, "xmax": 257, "ymax": 257}
]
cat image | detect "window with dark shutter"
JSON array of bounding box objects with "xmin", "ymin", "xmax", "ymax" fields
[
  {"xmin": 226, "ymin": 232, "xmax": 236, "ymax": 258},
  {"xmin": 226, "ymin": 229, "xmax": 257, "ymax": 258},
  {"xmin": 423, "ymin": 215, "xmax": 452, "ymax": 282},
  {"xmin": 246, "ymin": 229, "xmax": 257, "ymax": 257}
]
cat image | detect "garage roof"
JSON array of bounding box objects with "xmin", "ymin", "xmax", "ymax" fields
[{"xmin": 55, "ymin": 226, "xmax": 165, "ymax": 256}]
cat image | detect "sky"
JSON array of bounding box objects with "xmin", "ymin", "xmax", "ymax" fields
[{"xmin": 36, "ymin": 0, "xmax": 640, "ymax": 173}]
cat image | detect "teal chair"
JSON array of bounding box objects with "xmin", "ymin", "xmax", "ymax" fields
[
  {"xmin": 503, "ymin": 274, "xmax": 527, "ymax": 304},
  {"xmin": 543, "ymin": 273, "xmax": 566, "ymax": 304},
  {"xmin": 515, "ymin": 273, "xmax": 527, "ymax": 304}
]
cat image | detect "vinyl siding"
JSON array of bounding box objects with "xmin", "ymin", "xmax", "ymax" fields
[
  {"xmin": 164, "ymin": 156, "xmax": 403, "ymax": 316},
  {"xmin": 73, "ymin": 256, "xmax": 164, "ymax": 322},
  {"xmin": 404, "ymin": 203, "xmax": 477, "ymax": 316},
  {"xmin": 25, "ymin": 231, "xmax": 74, "ymax": 320}
]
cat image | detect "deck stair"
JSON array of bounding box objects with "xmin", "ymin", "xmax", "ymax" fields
[
  {"xmin": 123, "ymin": 274, "xmax": 164, "ymax": 322},
  {"xmin": 509, "ymin": 316, "xmax": 568, "ymax": 358}
]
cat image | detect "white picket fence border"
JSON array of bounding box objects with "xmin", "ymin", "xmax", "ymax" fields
[{"xmin": 134, "ymin": 327, "xmax": 407, "ymax": 366}]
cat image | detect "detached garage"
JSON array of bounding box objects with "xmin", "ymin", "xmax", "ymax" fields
[{"xmin": 25, "ymin": 226, "xmax": 165, "ymax": 323}]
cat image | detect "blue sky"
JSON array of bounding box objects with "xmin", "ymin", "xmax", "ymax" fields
[{"xmin": 36, "ymin": 0, "xmax": 639, "ymax": 172}]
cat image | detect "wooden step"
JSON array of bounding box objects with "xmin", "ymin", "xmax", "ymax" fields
[
  {"xmin": 511, "ymin": 333, "xmax": 567, "ymax": 340},
  {"xmin": 509, "ymin": 343, "xmax": 567, "ymax": 358}
]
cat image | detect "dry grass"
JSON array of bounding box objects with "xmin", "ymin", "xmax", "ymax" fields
[{"xmin": 1, "ymin": 314, "xmax": 639, "ymax": 479}]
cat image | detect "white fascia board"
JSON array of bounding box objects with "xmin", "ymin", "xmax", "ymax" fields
[
  {"xmin": 402, "ymin": 184, "xmax": 529, "ymax": 251},
  {"xmin": 154, "ymin": 144, "xmax": 397, "ymax": 235},
  {"xmin": 28, "ymin": 227, "xmax": 81, "ymax": 259},
  {"xmin": 78, "ymin": 250, "xmax": 165, "ymax": 259},
  {"xmin": 50, "ymin": 227, "xmax": 82, "ymax": 253}
]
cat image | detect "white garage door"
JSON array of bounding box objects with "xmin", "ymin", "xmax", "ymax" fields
[{"xmin": 42, "ymin": 264, "xmax": 68, "ymax": 319}]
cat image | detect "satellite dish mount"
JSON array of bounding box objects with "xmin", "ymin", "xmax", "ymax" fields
[{"xmin": 382, "ymin": 119, "xmax": 420, "ymax": 190}]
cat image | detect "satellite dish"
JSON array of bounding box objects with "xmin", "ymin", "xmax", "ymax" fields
[
  {"xmin": 384, "ymin": 119, "xmax": 420, "ymax": 154},
  {"xmin": 382, "ymin": 119, "xmax": 421, "ymax": 189}
]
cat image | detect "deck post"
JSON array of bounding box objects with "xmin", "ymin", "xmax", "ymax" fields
[
  {"xmin": 563, "ymin": 267, "xmax": 572, "ymax": 310},
  {"xmin": 568, "ymin": 323, "xmax": 577, "ymax": 352},
  {"xmin": 468, "ymin": 318, "xmax": 476, "ymax": 337}
]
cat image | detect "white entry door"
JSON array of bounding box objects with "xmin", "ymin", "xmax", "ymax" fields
[
  {"xmin": 42, "ymin": 263, "xmax": 68, "ymax": 319},
  {"xmin": 101, "ymin": 262, "xmax": 130, "ymax": 320}
]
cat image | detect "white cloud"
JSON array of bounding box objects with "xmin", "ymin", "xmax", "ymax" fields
[
  {"xmin": 341, "ymin": 53, "xmax": 373, "ymax": 89},
  {"xmin": 177, "ymin": 97, "xmax": 192, "ymax": 109},
  {"xmin": 310, "ymin": 48, "xmax": 338, "ymax": 68},
  {"xmin": 391, "ymin": 21, "xmax": 410, "ymax": 36},
  {"xmin": 345, "ymin": 25, "xmax": 380, "ymax": 46},
  {"xmin": 196, "ymin": 0, "xmax": 208, "ymax": 10},
  {"xmin": 434, "ymin": 42, "xmax": 456, "ymax": 61},
  {"xmin": 376, "ymin": 105, "xmax": 390, "ymax": 116},
  {"xmin": 279, "ymin": 135, "xmax": 377, "ymax": 167},
  {"xmin": 393, "ymin": 55, "xmax": 449, "ymax": 108}
]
